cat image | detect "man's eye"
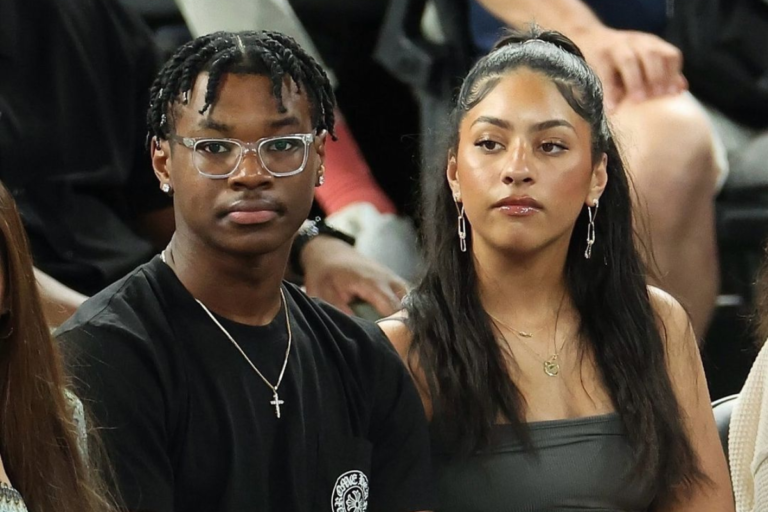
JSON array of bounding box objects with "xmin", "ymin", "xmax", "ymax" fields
[
  {"xmin": 199, "ymin": 141, "xmax": 232, "ymax": 155},
  {"xmin": 266, "ymin": 139, "xmax": 298, "ymax": 152}
]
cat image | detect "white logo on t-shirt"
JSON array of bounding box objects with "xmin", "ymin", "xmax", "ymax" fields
[{"xmin": 331, "ymin": 470, "xmax": 369, "ymax": 512}]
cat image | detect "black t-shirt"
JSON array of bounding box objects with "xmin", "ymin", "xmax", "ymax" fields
[
  {"xmin": 57, "ymin": 256, "xmax": 435, "ymax": 512},
  {"xmin": 0, "ymin": 0, "xmax": 170, "ymax": 294}
]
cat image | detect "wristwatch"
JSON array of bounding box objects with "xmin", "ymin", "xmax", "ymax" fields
[{"xmin": 290, "ymin": 217, "xmax": 356, "ymax": 277}]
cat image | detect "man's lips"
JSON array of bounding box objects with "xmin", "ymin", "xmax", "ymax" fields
[{"xmin": 223, "ymin": 199, "xmax": 282, "ymax": 225}]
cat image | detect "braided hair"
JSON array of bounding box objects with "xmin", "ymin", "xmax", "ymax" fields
[{"xmin": 147, "ymin": 30, "xmax": 336, "ymax": 143}]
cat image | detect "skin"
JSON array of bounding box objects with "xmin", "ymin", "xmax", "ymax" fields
[
  {"xmin": 153, "ymin": 72, "xmax": 325, "ymax": 324},
  {"xmin": 476, "ymin": 0, "xmax": 686, "ymax": 109},
  {"xmin": 475, "ymin": 0, "xmax": 720, "ymax": 337},
  {"xmin": 380, "ymin": 69, "xmax": 733, "ymax": 510}
]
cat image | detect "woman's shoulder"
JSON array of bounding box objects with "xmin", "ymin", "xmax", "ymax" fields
[
  {"xmin": 647, "ymin": 285, "xmax": 695, "ymax": 350},
  {"xmin": 376, "ymin": 311, "xmax": 412, "ymax": 360}
]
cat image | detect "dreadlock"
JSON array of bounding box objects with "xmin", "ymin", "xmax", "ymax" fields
[{"xmin": 147, "ymin": 30, "xmax": 336, "ymax": 145}]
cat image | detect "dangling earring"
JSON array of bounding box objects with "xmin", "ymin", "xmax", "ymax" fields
[
  {"xmin": 317, "ymin": 175, "xmax": 325, "ymax": 186},
  {"xmin": 458, "ymin": 206, "xmax": 467, "ymax": 253},
  {"xmin": 454, "ymin": 194, "xmax": 467, "ymax": 253},
  {"xmin": 584, "ymin": 198, "xmax": 599, "ymax": 259}
]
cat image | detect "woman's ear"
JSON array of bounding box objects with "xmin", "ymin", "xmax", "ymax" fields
[
  {"xmin": 587, "ymin": 152, "xmax": 608, "ymax": 206},
  {"xmin": 446, "ymin": 152, "xmax": 461, "ymax": 201}
]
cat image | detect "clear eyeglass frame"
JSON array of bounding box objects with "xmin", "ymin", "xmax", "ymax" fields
[{"xmin": 167, "ymin": 132, "xmax": 315, "ymax": 179}]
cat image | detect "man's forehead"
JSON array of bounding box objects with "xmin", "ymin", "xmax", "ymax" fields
[
  {"xmin": 192, "ymin": 72, "xmax": 301, "ymax": 101},
  {"xmin": 193, "ymin": 114, "xmax": 303, "ymax": 135},
  {"xmin": 174, "ymin": 72, "xmax": 312, "ymax": 129}
]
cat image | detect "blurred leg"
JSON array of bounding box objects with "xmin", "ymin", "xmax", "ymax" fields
[{"xmin": 613, "ymin": 93, "xmax": 721, "ymax": 336}]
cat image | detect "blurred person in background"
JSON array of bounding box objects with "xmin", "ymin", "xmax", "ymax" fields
[{"xmin": 0, "ymin": 182, "xmax": 115, "ymax": 512}]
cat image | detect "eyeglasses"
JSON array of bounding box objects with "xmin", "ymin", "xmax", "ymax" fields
[{"xmin": 167, "ymin": 133, "xmax": 315, "ymax": 179}]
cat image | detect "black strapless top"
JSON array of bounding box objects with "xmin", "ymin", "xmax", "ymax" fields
[{"xmin": 431, "ymin": 414, "xmax": 655, "ymax": 511}]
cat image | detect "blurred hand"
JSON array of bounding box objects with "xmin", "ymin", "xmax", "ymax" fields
[
  {"xmin": 301, "ymin": 236, "xmax": 409, "ymax": 317},
  {"xmin": 573, "ymin": 27, "xmax": 687, "ymax": 110}
]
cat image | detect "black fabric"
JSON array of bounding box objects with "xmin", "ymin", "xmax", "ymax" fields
[
  {"xmin": 431, "ymin": 414, "xmax": 655, "ymax": 511},
  {"xmin": 57, "ymin": 256, "xmax": 434, "ymax": 512},
  {"xmin": 666, "ymin": 0, "xmax": 768, "ymax": 128},
  {"xmin": 0, "ymin": 0, "xmax": 171, "ymax": 295}
]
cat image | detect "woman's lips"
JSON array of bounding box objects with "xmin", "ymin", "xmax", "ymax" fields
[
  {"xmin": 497, "ymin": 205, "xmax": 540, "ymax": 216},
  {"xmin": 493, "ymin": 196, "xmax": 543, "ymax": 217}
]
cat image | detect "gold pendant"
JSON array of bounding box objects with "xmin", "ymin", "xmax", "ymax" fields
[{"xmin": 543, "ymin": 355, "xmax": 560, "ymax": 377}]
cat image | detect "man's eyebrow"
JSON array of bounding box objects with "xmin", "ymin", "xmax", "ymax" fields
[
  {"xmin": 268, "ymin": 116, "xmax": 301, "ymax": 129},
  {"xmin": 471, "ymin": 116, "xmax": 512, "ymax": 130},
  {"xmin": 196, "ymin": 115, "xmax": 302, "ymax": 133},
  {"xmin": 198, "ymin": 118, "xmax": 232, "ymax": 133}
]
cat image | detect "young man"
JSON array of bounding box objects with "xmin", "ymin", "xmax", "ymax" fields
[{"xmin": 58, "ymin": 30, "xmax": 434, "ymax": 512}]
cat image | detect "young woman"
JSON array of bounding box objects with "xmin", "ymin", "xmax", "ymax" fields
[
  {"xmin": 380, "ymin": 28, "xmax": 733, "ymax": 510},
  {"xmin": 0, "ymin": 181, "xmax": 114, "ymax": 512}
]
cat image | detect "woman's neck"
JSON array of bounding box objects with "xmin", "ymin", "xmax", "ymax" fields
[
  {"xmin": 474, "ymin": 239, "xmax": 571, "ymax": 328},
  {"xmin": 165, "ymin": 232, "xmax": 288, "ymax": 326}
]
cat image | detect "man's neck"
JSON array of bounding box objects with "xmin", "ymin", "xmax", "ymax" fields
[{"xmin": 165, "ymin": 233, "xmax": 289, "ymax": 326}]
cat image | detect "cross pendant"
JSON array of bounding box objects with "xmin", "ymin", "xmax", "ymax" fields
[{"xmin": 270, "ymin": 390, "xmax": 285, "ymax": 419}]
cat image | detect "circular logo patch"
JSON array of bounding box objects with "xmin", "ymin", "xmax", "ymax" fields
[{"xmin": 331, "ymin": 469, "xmax": 369, "ymax": 512}]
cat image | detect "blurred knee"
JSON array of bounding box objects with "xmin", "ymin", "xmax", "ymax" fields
[{"xmin": 615, "ymin": 93, "xmax": 719, "ymax": 206}]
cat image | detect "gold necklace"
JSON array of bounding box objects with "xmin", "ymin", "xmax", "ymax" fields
[
  {"xmin": 161, "ymin": 250, "xmax": 293, "ymax": 418},
  {"xmin": 487, "ymin": 294, "xmax": 567, "ymax": 377},
  {"xmin": 490, "ymin": 314, "xmax": 563, "ymax": 376}
]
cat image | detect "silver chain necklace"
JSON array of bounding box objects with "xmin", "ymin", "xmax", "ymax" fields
[{"xmin": 161, "ymin": 250, "xmax": 292, "ymax": 418}]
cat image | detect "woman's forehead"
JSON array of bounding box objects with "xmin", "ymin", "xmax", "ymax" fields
[{"xmin": 463, "ymin": 71, "xmax": 586, "ymax": 130}]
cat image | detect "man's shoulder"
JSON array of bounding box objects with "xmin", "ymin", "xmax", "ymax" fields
[
  {"xmin": 286, "ymin": 283, "xmax": 396, "ymax": 358},
  {"xmin": 57, "ymin": 259, "xmax": 166, "ymax": 345}
]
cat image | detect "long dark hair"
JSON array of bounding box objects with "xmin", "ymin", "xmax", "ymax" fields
[
  {"xmin": 0, "ymin": 182, "xmax": 115, "ymax": 512},
  {"xmin": 405, "ymin": 27, "xmax": 704, "ymax": 499}
]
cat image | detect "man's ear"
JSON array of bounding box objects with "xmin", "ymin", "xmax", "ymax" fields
[
  {"xmin": 152, "ymin": 137, "xmax": 173, "ymax": 194},
  {"xmin": 314, "ymin": 131, "xmax": 327, "ymax": 187},
  {"xmin": 315, "ymin": 130, "xmax": 327, "ymax": 162}
]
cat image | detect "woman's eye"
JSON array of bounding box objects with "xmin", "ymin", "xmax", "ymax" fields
[
  {"xmin": 541, "ymin": 141, "xmax": 566, "ymax": 154},
  {"xmin": 476, "ymin": 140, "xmax": 503, "ymax": 151}
]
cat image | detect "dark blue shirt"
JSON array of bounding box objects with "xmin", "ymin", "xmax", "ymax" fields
[{"xmin": 470, "ymin": 0, "xmax": 670, "ymax": 53}]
